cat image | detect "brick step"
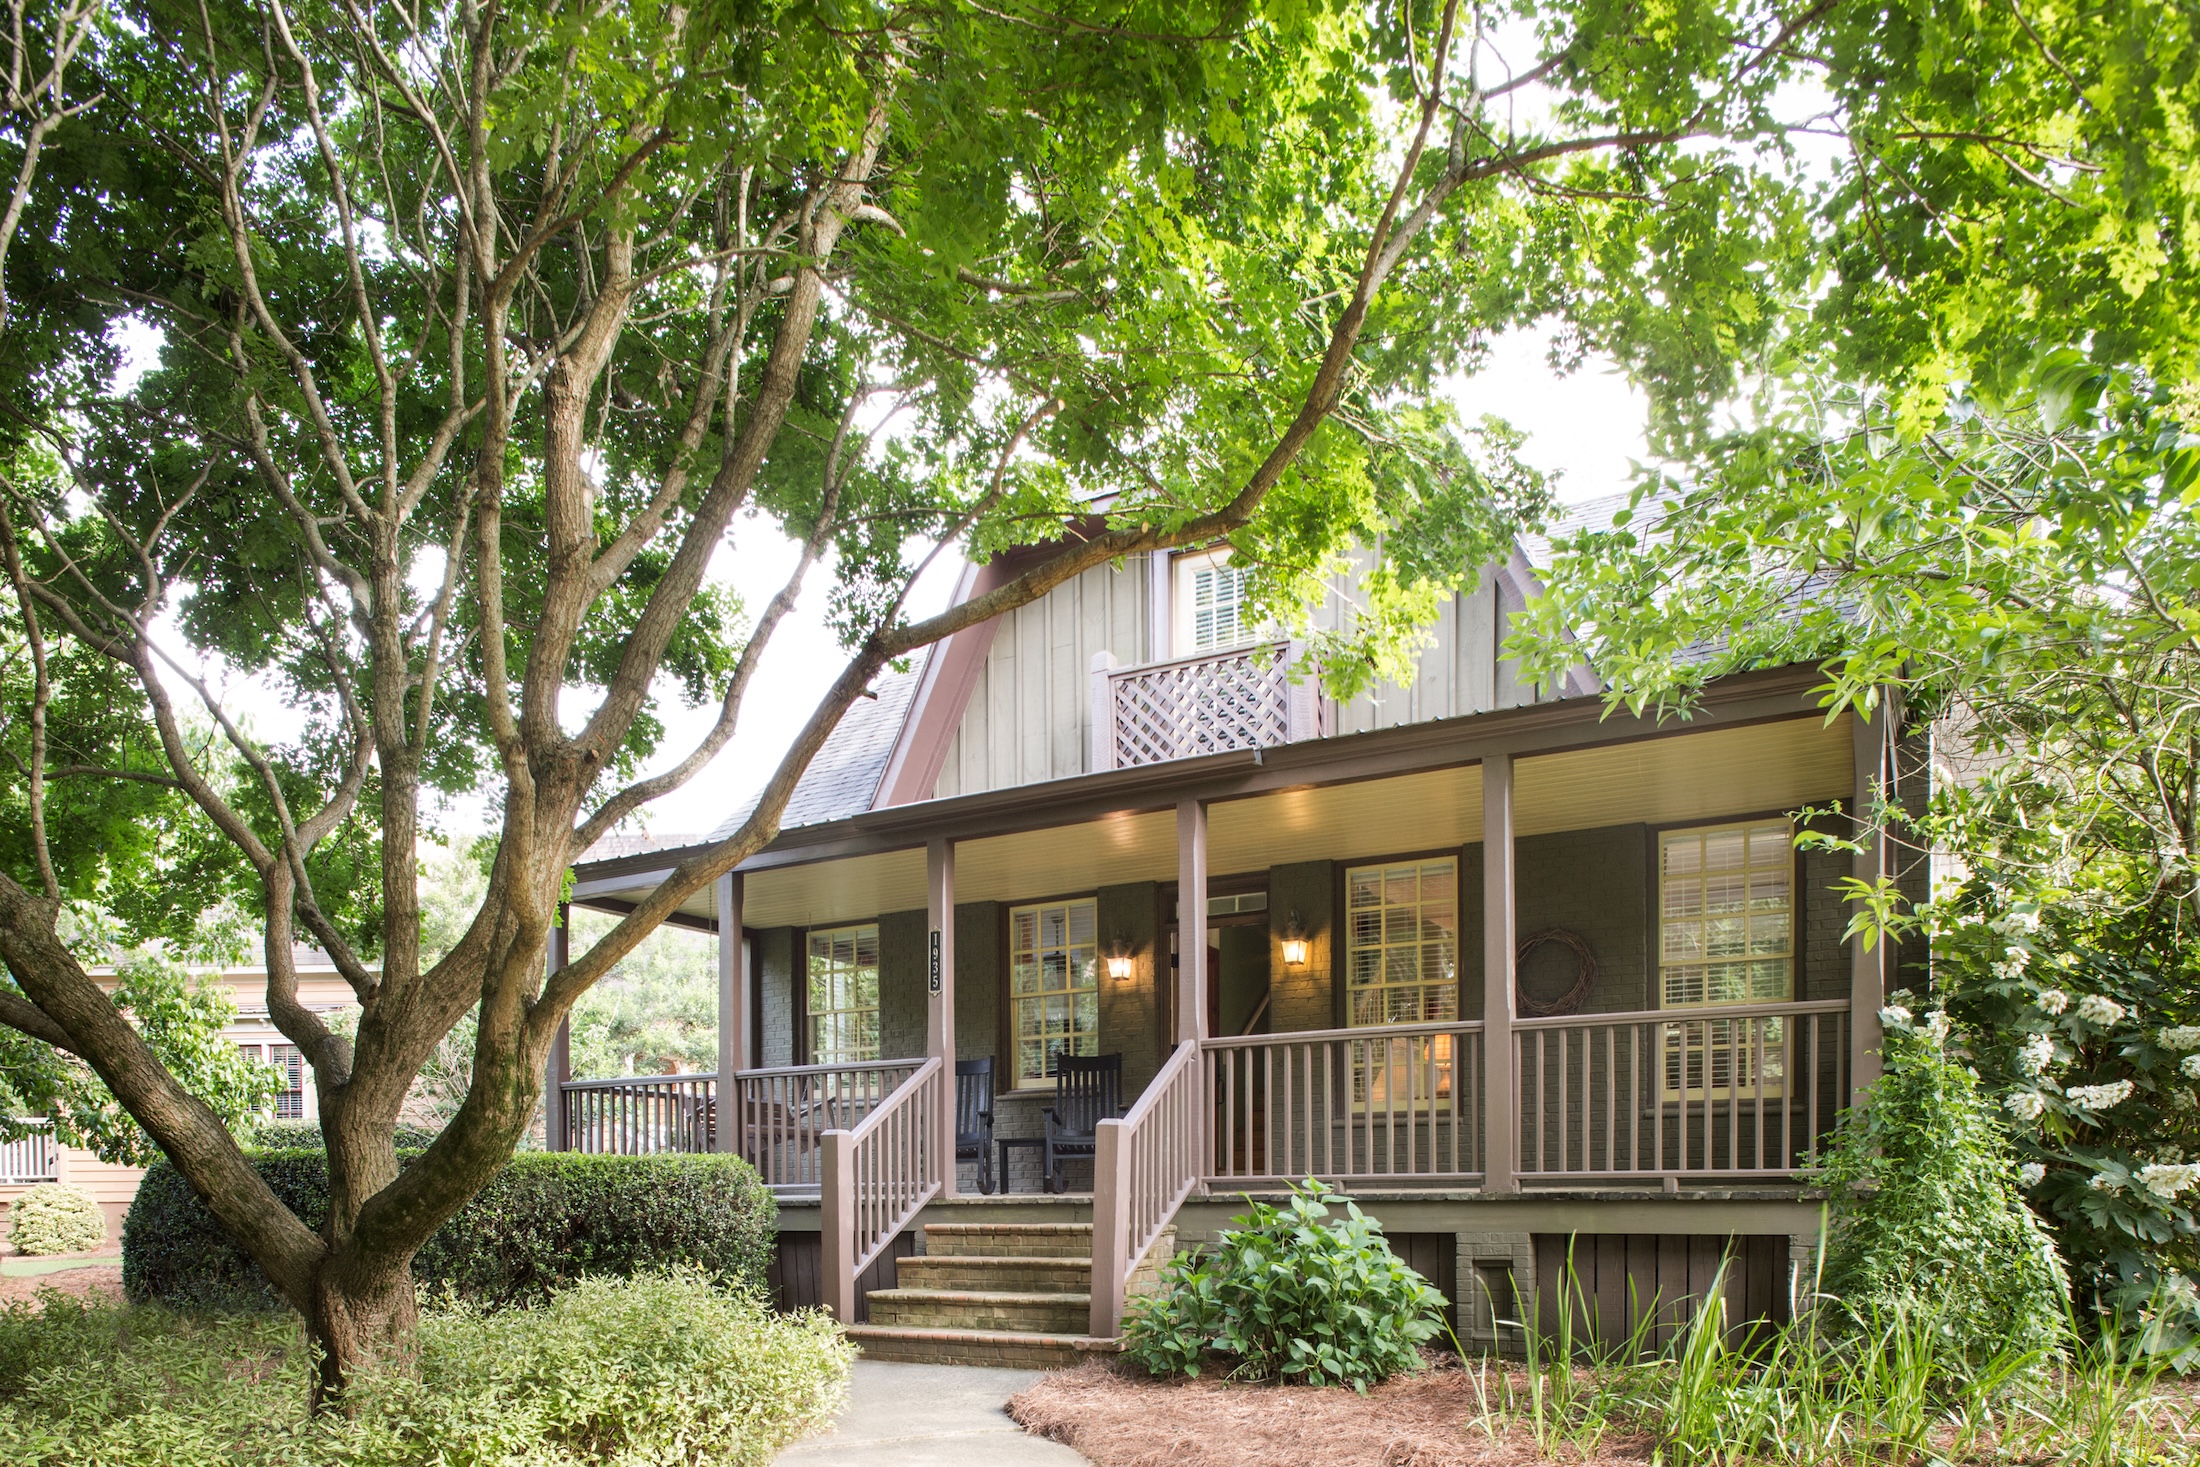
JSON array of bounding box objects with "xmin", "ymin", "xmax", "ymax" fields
[
  {"xmin": 895, "ymin": 1254, "xmax": 1091, "ymax": 1294},
  {"xmin": 866, "ymin": 1286, "xmax": 1093, "ymax": 1334},
  {"xmin": 921, "ymin": 1221, "xmax": 1092, "ymax": 1259},
  {"xmin": 846, "ymin": 1323, "xmax": 1118, "ymax": 1370}
]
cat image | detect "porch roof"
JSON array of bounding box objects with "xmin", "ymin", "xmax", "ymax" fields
[{"xmin": 571, "ymin": 663, "xmax": 1852, "ymax": 930}]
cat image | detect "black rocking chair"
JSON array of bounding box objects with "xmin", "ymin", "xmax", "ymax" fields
[
  {"xmin": 955, "ymin": 1057, "xmax": 997, "ymax": 1195},
  {"xmin": 1042, "ymin": 1052, "xmax": 1122, "ymax": 1194}
]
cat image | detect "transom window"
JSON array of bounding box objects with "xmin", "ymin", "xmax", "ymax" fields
[
  {"xmin": 1346, "ymin": 860, "xmax": 1459, "ymax": 1027},
  {"xmin": 1658, "ymin": 822, "xmax": 1794, "ymax": 1008},
  {"xmin": 1011, "ymin": 899, "xmax": 1098, "ymax": 1086},
  {"xmin": 806, "ymin": 924, "xmax": 881, "ymax": 1063}
]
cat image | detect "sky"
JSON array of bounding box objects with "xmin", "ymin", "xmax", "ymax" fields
[{"xmin": 610, "ymin": 329, "xmax": 1654, "ymax": 840}]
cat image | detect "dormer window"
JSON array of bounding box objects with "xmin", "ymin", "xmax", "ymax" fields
[{"xmin": 1175, "ymin": 549, "xmax": 1252, "ymax": 654}]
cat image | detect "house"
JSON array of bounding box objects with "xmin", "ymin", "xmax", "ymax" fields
[
  {"xmin": 0, "ymin": 958, "xmax": 357, "ymax": 1245},
  {"xmin": 565, "ymin": 519, "xmax": 1928, "ymax": 1363}
]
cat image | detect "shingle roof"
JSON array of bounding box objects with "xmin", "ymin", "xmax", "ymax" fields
[{"xmin": 702, "ymin": 664, "xmax": 923, "ymax": 842}]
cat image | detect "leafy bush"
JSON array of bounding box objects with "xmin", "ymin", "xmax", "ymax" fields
[
  {"xmin": 125, "ymin": 1150, "xmax": 774, "ymax": 1310},
  {"xmin": 5, "ymin": 1184, "xmax": 107, "ymax": 1256},
  {"xmin": 244, "ymin": 1119, "xmax": 445, "ymax": 1152},
  {"xmin": 1815, "ymin": 1019, "xmax": 2071, "ymax": 1362},
  {"xmin": 0, "ymin": 1269, "xmax": 852, "ymax": 1466},
  {"xmin": 1121, "ymin": 1178, "xmax": 1446, "ymax": 1387}
]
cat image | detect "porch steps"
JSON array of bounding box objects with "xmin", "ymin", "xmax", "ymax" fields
[{"xmin": 845, "ymin": 1220, "xmax": 1135, "ymax": 1368}]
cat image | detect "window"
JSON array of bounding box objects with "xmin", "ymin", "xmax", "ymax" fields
[
  {"xmin": 1658, "ymin": 822, "xmax": 1795, "ymax": 1099},
  {"xmin": 1345, "ymin": 860, "xmax": 1459, "ymax": 1101},
  {"xmin": 270, "ymin": 1044, "xmax": 306, "ymax": 1119},
  {"xmin": 806, "ymin": 924, "xmax": 881, "ymax": 1063},
  {"xmin": 1174, "ymin": 551, "xmax": 1252, "ymax": 653},
  {"xmin": 1658, "ymin": 822, "xmax": 1794, "ymax": 1007},
  {"xmin": 1010, "ymin": 899, "xmax": 1098, "ymax": 1086}
]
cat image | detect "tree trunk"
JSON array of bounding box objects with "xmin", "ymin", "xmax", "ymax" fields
[{"xmin": 308, "ymin": 1255, "xmax": 421, "ymax": 1408}]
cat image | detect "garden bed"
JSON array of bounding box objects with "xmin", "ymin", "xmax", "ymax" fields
[
  {"xmin": 1010, "ymin": 1356, "xmax": 2200, "ymax": 1467},
  {"xmin": 1009, "ymin": 1359, "xmax": 1653, "ymax": 1467},
  {"xmin": 0, "ymin": 1262, "xmax": 122, "ymax": 1310}
]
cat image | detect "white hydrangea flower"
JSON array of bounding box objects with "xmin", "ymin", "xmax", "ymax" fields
[
  {"xmin": 2160, "ymin": 1026, "xmax": 2200, "ymax": 1051},
  {"xmin": 2005, "ymin": 1091, "xmax": 2049, "ymax": 1122},
  {"xmin": 1921, "ymin": 1010, "xmax": 1952, "ymax": 1043},
  {"xmin": 2077, "ymin": 994, "xmax": 2129, "ymax": 1027},
  {"xmin": 2173, "ymin": 1085, "xmax": 2199, "ymax": 1110},
  {"xmin": 2066, "ymin": 1080, "xmax": 2136, "ymax": 1111},
  {"xmin": 2137, "ymin": 1164, "xmax": 2200, "ymax": 1201},
  {"xmin": 2091, "ymin": 1173, "xmax": 2119, "ymax": 1192},
  {"xmin": 2017, "ymin": 1034, "xmax": 2056, "ymax": 1075},
  {"xmin": 2018, "ymin": 1162, "xmax": 2046, "ymax": 1188},
  {"xmin": 2036, "ymin": 989, "xmax": 2071, "ymax": 1016},
  {"xmin": 2001, "ymin": 944, "xmax": 2033, "ymax": 970},
  {"xmin": 1879, "ymin": 1005, "xmax": 1914, "ymax": 1031},
  {"xmin": 2183, "ymin": 1054, "xmax": 2200, "ymax": 1080}
]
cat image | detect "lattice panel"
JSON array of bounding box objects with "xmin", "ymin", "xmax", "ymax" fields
[{"xmin": 1111, "ymin": 646, "xmax": 1291, "ymax": 768}]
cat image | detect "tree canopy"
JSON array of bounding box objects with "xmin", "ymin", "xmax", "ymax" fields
[{"xmin": 0, "ymin": 0, "xmax": 2182, "ymax": 1396}]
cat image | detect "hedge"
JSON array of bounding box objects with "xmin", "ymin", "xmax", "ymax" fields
[{"xmin": 123, "ymin": 1150, "xmax": 777, "ymax": 1311}]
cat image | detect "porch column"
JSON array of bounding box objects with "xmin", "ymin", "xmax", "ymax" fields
[
  {"xmin": 543, "ymin": 910, "xmax": 571, "ymax": 1151},
  {"xmin": 1481, "ymin": 756, "xmax": 1517, "ymax": 1192},
  {"xmin": 715, "ymin": 872, "xmax": 745, "ymax": 1155},
  {"xmin": 1850, "ymin": 702, "xmax": 1891, "ymax": 1099},
  {"xmin": 927, "ymin": 837, "xmax": 958, "ymax": 1196},
  {"xmin": 1176, "ymin": 799, "xmax": 1207, "ymax": 1044}
]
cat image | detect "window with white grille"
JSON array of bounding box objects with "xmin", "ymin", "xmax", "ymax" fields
[
  {"xmin": 1174, "ymin": 551, "xmax": 1252, "ymax": 653},
  {"xmin": 806, "ymin": 924, "xmax": 881, "ymax": 1063},
  {"xmin": 1345, "ymin": 859, "xmax": 1459, "ymax": 1101},
  {"xmin": 270, "ymin": 1044, "xmax": 306, "ymax": 1119},
  {"xmin": 1010, "ymin": 898, "xmax": 1098, "ymax": 1086},
  {"xmin": 1658, "ymin": 821, "xmax": 1795, "ymax": 1099}
]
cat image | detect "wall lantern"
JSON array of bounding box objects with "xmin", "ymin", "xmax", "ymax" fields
[
  {"xmin": 1281, "ymin": 913, "xmax": 1310, "ymax": 967},
  {"xmin": 1105, "ymin": 939, "xmax": 1136, "ymax": 981}
]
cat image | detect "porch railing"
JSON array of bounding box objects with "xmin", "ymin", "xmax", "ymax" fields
[
  {"xmin": 561, "ymin": 1073, "xmax": 715, "ymax": 1155},
  {"xmin": 822, "ymin": 1056, "xmax": 944, "ymax": 1321},
  {"xmin": 1514, "ymin": 999, "xmax": 1851, "ymax": 1180},
  {"xmin": 1202, "ymin": 1021, "xmax": 1486, "ymax": 1185},
  {"xmin": 1, "ymin": 1120, "xmax": 56, "ymax": 1184},
  {"xmin": 1098, "ymin": 642, "xmax": 1318, "ymax": 770},
  {"xmin": 732, "ymin": 1059, "xmax": 927, "ymax": 1190},
  {"xmin": 1090, "ymin": 1040, "xmax": 1204, "ymax": 1338}
]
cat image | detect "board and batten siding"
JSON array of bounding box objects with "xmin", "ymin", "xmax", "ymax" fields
[
  {"xmin": 930, "ymin": 549, "xmax": 1557, "ymax": 799},
  {"xmin": 934, "ymin": 559, "xmax": 1148, "ymax": 799}
]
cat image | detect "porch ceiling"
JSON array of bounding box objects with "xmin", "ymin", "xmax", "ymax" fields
[{"xmin": 574, "ymin": 707, "xmax": 1856, "ymax": 930}]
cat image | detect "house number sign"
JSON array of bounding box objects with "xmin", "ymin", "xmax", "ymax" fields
[{"xmin": 928, "ymin": 930, "xmax": 942, "ymax": 995}]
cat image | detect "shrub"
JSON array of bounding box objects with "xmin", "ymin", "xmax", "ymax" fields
[
  {"xmin": 124, "ymin": 1150, "xmax": 775, "ymax": 1310},
  {"xmin": 1815, "ymin": 1020, "xmax": 2071, "ymax": 1362},
  {"xmin": 0, "ymin": 1269, "xmax": 852, "ymax": 1466},
  {"xmin": 245, "ymin": 1119, "xmax": 445, "ymax": 1152},
  {"xmin": 5, "ymin": 1184, "xmax": 107, "ymax": 1256},
  {"xmin": 1121, "ymin": 1178, "xmax": 1446, "ymax": 1387}
]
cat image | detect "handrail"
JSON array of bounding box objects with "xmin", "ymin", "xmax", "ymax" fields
[
  {"xmin": 1203, "ymin": 1017, "xmax": 1486, "ymax": 1050},
  {"xmin": 730, "ymin": 1058, "xmax": 924, "ymax": 1189},
  {"xmin": 1089, "ymin": 1040, "xmax": 1203, "ymax": 1338},
  {"xmin": 733, "ymin": 1058, "xmax": 926, "ymax": 1082},
  {"xmin": 1512, "ymin": 997, "xmax": 1848, "ymax": 1033},
  {"xmin": 561, "ymin": 1070, "xmax": 715, "ymax": 1093},
  {"xmin": 1104, "ymin": 639, "xmax": 1291, "ymax": 681},
  {"xmin": 821, "ymin": 1056, "xmax": 944, "ymax": 1322}
]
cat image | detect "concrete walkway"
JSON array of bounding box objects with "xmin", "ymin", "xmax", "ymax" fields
[{"xmin": 775, "ymin": 1360, "xmax": 1089, "ymax": 1465}]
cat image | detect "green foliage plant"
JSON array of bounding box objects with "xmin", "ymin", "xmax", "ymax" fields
[
  {"xmin": 4, "ymin": 1183, "xmax": 106, "ymax": 1255},
  {"xmin": 0, "ymin": 1269, "xmax": 851, "ymax": 1467},
  {"xmin": 1814, "ymin": 1020, "xmax": 2070, "ymax": 1364},
  {"xmin": 124, "ymin": 1151, "xmax": 775, "ymax": 1312},
  {"xmin": 1120, "ymin": 1178, "xmax": 1445, "ymax": 1389}
]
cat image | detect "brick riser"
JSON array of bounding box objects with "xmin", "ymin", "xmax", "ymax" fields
[
  {"xmin": 895, "ymin": 1256, "xmax": 1090, "ymax": 1293},
  {"xmin": 844, "ymin": 1323, "xmax": 1118, "ymax": 1369},
  {"xmin": 868, "ymin": 1286, "xmax": 1092, "ymax": 1333},
  {"xmin": 920, "ymin": 1222, "xmax": 1091, "ymax": 1259}
]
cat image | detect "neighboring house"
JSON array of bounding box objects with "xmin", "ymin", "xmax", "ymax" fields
[
  {"xmin": 0, "ymin": 958, "xmax": 358, "ymax": 1244},
  {"xmin": 566, "ymin": 524, "xmax": 1930, "ymax": 1365}
]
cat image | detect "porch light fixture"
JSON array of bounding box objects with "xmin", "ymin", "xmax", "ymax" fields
[
  {"xmin": 1281, "ymin": 913, "xmax": 1310, "ymax": 967},
  {"xmin": 1105, "ymin": 939, "xmax": 1136, "ymax": 982}
]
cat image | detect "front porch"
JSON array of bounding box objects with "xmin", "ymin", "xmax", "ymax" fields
[{"xmin": 561, "ymin": 666, "xmax": 1905, "ymax": 1352}]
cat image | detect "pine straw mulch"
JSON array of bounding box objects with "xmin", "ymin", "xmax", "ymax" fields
[
  {"xmin": 0, "ymin": 1263, "xmax": 124, "ymax": 1311},
  {"xmin": 1008, "ymin": 1358, "xmax": 1653, "ymax": 1467}
]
